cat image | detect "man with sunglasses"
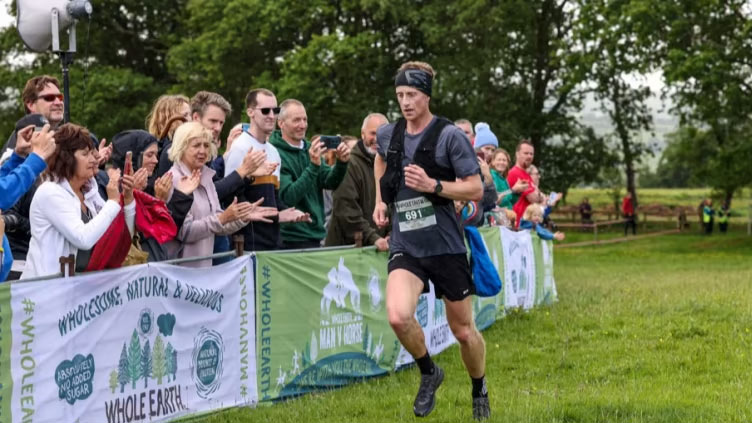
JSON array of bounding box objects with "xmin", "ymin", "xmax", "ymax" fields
[
  {"xmin": 225, "ymin": 88, "xmax": 310, "ymax": 252},
  {"xmin": 1, "ymin": 76, "xmax": 64, "ymax": 161}
]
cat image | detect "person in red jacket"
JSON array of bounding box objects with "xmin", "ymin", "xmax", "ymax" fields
[
  {"xmin": 506, "ymin": 140, "xmax": 542, "ymax": 227},
  {"xmin": 622, "ymin": 191, "xmax": 637, "ymax": 236}
]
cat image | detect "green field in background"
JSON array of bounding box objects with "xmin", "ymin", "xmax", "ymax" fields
[{"xmin": 205, "ymin": 230, "xmax": 752, "ymax": 422}]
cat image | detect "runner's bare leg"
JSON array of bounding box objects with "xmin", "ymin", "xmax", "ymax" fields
[
  {"xmin": 386, "ymin": 269, "xmax": 427, "ymax": 357},
  {"xmin": 444, "ymin": 297, "xmax": 485, "ymax": 378}
]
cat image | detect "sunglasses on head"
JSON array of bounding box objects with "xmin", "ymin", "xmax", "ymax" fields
[
  {"xmin": 36, "ymin": 93, "xmax": 64, "ymax": 102},
  {"xmin": 256, "ymin": 107, "xmax": 280, "ymax": 115}
]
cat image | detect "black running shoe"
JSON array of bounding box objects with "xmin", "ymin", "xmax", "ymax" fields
[
  {"xmin": 472, "ymin": 396, "xmax": 490, "ymax": 421},
  {"xmin": 413, "ymin": 365, "xmax": 444, "ymax": 417}
]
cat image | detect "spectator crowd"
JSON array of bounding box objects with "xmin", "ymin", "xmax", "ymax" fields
[{"xmin": 0, "ymin": 74, "xmax": 565, "ymax": 281}]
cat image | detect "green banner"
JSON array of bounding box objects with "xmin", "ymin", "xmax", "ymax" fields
[
  {"xmin": 255, "ymin": 248, "xmax": 400, "ymax": 401},
  {"xmin": 0, "ymin": 283, "xmax": 11, "ymax": 421}
]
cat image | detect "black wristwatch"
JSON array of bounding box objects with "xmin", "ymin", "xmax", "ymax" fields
[{"xmin": 433, "ymin": 179, "xmax": 443, "ymax": 194}]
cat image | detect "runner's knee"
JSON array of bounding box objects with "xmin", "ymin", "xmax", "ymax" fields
[
  {"xmin": 386, "ymin": 304, "xmax": 414, "ymax": 333},
  {"xmin": 450, "ymin": 322, "xmax": 477, "ymax": 345}
]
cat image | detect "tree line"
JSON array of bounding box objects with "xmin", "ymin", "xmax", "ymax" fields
[{"xmin": 1, "ymin": 0, "xmax": 750, "ymax": 205}]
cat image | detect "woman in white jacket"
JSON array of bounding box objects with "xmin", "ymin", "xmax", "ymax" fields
[{"xmin": 22, "ymin": 124, "xmax": 137, "ymax": 278}]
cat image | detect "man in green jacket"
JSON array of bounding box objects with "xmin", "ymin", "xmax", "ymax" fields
[
  {"xmin": 270, "ymin": 99, "xmax": 350, "ymax": 249},
  {"xmin": 325, "ymin": 113, "xmax": 390, "ymax": 250}
]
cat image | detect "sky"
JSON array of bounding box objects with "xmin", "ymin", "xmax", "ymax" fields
[{"xmin": 0, "ymin": 0, "xmax": 11, "ymax": 28}]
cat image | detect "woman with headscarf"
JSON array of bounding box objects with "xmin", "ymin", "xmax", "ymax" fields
[{"xmin": 110, "ymin": 129, "xmax": 202, "ymax": 262}]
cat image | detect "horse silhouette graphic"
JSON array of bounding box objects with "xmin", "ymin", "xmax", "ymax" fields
[
  {"xmin": 321, "ymin": 257, "xmax": 361, "ymax": 315},
  {"xmin": 367, "ymin": 269, "xmax": 382, "ymax": 312}
]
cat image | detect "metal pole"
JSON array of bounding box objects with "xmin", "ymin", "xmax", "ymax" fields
[{"xmin": 61, "ymin": 52, "xmax": 72, "ymax": 123}]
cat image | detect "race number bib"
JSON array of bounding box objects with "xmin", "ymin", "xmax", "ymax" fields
[{"xmin": 395, "ymin": 196, "xmax": 436, "ymax": 232}]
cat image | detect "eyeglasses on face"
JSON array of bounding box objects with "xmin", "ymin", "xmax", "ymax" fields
[
  {"xmin": 36, "ymin": 93, "xmax": 64, "ymax": 102},
  {"xmin": 255, "ymin": 107, "xmax": 280, "ymax": 115}
]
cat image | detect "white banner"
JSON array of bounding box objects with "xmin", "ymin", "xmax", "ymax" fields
[
  {"xmin": 499, "ymin": 227, "xmax": 536, "ymax": 309},
  {"xmin": 541, "ymin": 239, "xmax": 557, "ymax": 304},
  {"xmin": 9, "ymin": 257, "xmax": 256, "ymax": 423}
]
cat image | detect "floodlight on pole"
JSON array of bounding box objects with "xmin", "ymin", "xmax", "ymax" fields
[{"xmin": 17, "ymin": 0, "xmax": 93, "ymax": 123}]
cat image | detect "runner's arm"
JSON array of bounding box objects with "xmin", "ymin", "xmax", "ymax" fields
[
  {"xmin": 372, "ymin": 154, "xmax": 389, "ymax": 228},
  {"xmin": 437, "ymin": 174, "xmax": 483, "ymax": 202},
  {"xmin": 374, "ymin": 154, "xmax": 386, "ymax": 204}
]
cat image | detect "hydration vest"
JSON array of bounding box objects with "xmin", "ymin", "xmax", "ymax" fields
[{"xmin": 380, "ymin": 117, "xmax": 455, "ymax": 206}]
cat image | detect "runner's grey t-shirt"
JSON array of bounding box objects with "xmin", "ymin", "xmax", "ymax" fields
[{"xmin": 377, "ymin": 117, "xmax": 479, "ymax": 258}]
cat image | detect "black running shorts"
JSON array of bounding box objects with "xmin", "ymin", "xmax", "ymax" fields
[{"xmin": 387, "ymin": 252, "xmax": 474, "ymax": 301}]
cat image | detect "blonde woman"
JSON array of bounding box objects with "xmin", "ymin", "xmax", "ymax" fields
[
  {"xmin": 145, "ymin": 94, "xmax": 191, "ymax": 177},
  {"xmin": 164, "ymin": 122, "xmax": 277, "ymax": 267}
]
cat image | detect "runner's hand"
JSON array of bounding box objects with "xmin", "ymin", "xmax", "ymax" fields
[
  {"xmin": 373, "ymin": 202, "xmax": 389, "ymax": 228},
  {"xmin": 404, "ymin": 164, "xmax": 434, "ymax": 193}
]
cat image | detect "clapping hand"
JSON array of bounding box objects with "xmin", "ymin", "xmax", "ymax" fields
[
  {"xmin": 154, "ymin": 172, "xmax": 173, "ymax": 201},
  {"xmin": 176, "ymin": 169, "xmax": 201, "ymax": 195},
  {"xmin": 237, "ymin": 148, "xmax": 266, "ymax": 178},
  {"xmin": 239, "ymin": 198, "xmax": 279, "ymax": 223},
  {"xmin": 253, "ymin": 161, "xmax": 278, "ymax": 177},
  {"xmin": 105, "ymin": 168, "xmax": 121, "ymax": 202},
  {"xmin": 97, "ymin": 138, "xmax": 113, "ymax": 166},
  {"xmin": 279, "ymin": 207, "xmax": 312, "ymax": 223}
]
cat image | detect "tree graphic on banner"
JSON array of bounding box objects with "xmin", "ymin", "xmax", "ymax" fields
[
  {"xmin": 302, "ymin": 341, "xmax": 311, "ymax": 367},
  {"xmin": 165, "ymin": 343, "xmax": 174, "ymax": 382},
  {"xmin": 109, "ymin": 370, "xmax": 118, "ymax": 394},
  {"xmin": 362, "ymin": 325, "xmax": 370, "ymax": 353},
  {"xmin": 127, "ymin": 329, "xmax": 142, "ymax": 389},
  {"xmin": 171, "ymin": 347, "xmax": 178, "ymax": 381},
  {"xmin": 152, "ymin": 335, "xmax": 166, "ymax": 385},
  {"xmin": 117, "ymin": 343, "xmax": 129, "ymax": 393},
  {"xmin": 142, "ymin": 339, "xmax": 152, "ymax": 388}
]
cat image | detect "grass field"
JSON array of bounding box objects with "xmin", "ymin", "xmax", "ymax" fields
[{"xmin": 204, "ymin": 226, "xmax": 752, "ymax": 422}]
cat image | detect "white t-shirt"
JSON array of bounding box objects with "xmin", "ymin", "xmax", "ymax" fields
[{"xmin": 225, "ymin": 131, "xmax": 281, "ymax": 180}]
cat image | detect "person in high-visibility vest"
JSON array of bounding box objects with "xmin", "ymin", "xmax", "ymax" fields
[
  {"xmin": 702, "ymin": 198, "xmax": 715, "ymax": 235},
  {"xmin": 717, "ymin": 202, "xmax": 730, "ymax": 234}
]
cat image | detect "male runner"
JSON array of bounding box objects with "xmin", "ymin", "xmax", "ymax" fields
[{"xmin": 373, "ymin": 61, "xmax": 490, "ymax": 420}]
